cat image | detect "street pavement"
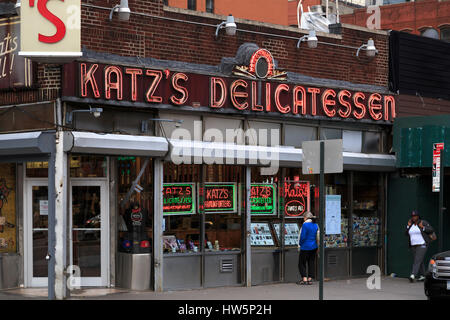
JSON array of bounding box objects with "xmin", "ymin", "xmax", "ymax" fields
[{"xmin": 0, "ymin": 276, "xmax": 428, "ymax": 300}]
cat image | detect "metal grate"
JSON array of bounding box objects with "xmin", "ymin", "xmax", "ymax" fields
[
  {"xmin": 328, "ymin": 255, "xmax": 338, "ymax": 265},
  {"xmin": 220, "ymin": 258, "xmax": 234, "ymax": 273}
]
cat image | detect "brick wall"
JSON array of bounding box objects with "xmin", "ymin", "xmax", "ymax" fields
[
  {"xmin": 81, "ymin": 0, "xmax": 388, "ymax": 87},
  {"xmin": 1, "ymin": 0, "xmax": 389, "ymax": 107}
]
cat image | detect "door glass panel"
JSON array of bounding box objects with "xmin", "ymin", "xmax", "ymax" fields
[
  {"xmin": 31, "ymin": 186, "xmax": 48, "ymax": 278},
  {"xmin": 72, "ymin": 230, "xmax": 101, "ymax": 277},
  {"xmin": 33, "ymin": 230, "xmax": 48, "ymax": 277},
  {"xmin": 72, "ymin": 186, "xmax": 101, "ymax": 228},
  {"xmin": 72, "ymin": 186, "xmax": 102, "ymax": 278}
]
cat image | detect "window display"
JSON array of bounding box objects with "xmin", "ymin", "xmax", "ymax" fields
[
  {"xmin": 273, "ymin": 223, "xmax": 300, "ymax": 246},
  {"xmin": 0, "ymin": 163, "xmax": 16, "ymax": 253},
  {"xmin": 352, "ymin": 172, "xmax": 380, "ymax": 247},
  {"xmin": 250, "ymin": 222, "xmax": 275, "ymax": 246},
  {"xmin": 118, "ymin": 157, "xmax": 153, "ymax": 254},
  {"xmin": 202, "ymin": 165, "xmax": 243, "ymax": 252},
  {"xmin": 323, "ymin": 174, "xmax": 349, "ymax": 248}
]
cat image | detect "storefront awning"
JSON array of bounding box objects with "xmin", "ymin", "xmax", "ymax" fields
[
  {"xmin": 343, "ymin": 152, "xmax": 396, "ymax": 171},
  {"xmin": 0, "ymin": 131, "xmax": 54, "ymax": 159},
  {"xmin": 166, "ymin": 139, "xmax": 396, "ymax": 171},
  {"xmin": 167, "ymin": 139, "xmax": 302, "ymax": 168},
  {"xmin": 63, "ymin": 131, "xmax": 169, "ymax": 157}
]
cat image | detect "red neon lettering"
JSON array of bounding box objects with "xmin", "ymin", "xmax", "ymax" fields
[
  {"xmin": 251, "ymin": 81, "xmax": 264, "ymax": 111},
  {"xmin": 353, "ymin": 92, "xmax": 366, "ymax": 119},
  {"xmin": 322, "ymin": 89, "xmax": 336, "ymax": 117},
  {"xmin": 265, "ymin": 83, "xmax": 271, "ymax": 112},
  {"xmin": 384, "ymin": 95, "xmax": 396, "ymax": 121},
  {"xmin": 210, "ymin": 77, "xmax": 227, "ymax": 108},
  {"xmin": 105, "ymin": 66, "xmax": 123, "ymax": 100},
  {"xmin": 274, "ymin": 84, "xmax": 291, "ymax": 113},
  {"xmin": 36, "ymin": 0, "xmax": 67, "ymax": 44},
  {"xmin": 308, "ymin": 87, "xmax": 320, "ymax": 115},
  {"xmin": 293, "ymin": 86, "xmax": 306, "ymax": 115},
  {"xmin": 145, "ymin": 69, "xmax": 163, "ymax": 103},
  {"xmin": 368, "ymin": 93, "xmax": 383, "ymax": 120},
  {"xmin": 125, "ymin": 68, "xmax": 142, "ymax": 102},
  {"xmin": 170, "ymin": 73, "xmax": 189, "ymax": 105},
  {"xmin": 80, "ymin": 63, "xmax": 100, "ymax": 98},
  {"xmin": 338, "ymin": 90, "xmax": 352, "ymax": 118},
  {"xmin": 230, "ymin": 79, "xmax": 249, "ymax": 110}
]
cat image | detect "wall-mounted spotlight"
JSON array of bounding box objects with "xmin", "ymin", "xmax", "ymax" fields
[
  {"xmin": 109, "ymin": 0, "xmax": 131, "ymax": 21},
  {"xmin": 15, "ymin": 0, "xmax": 21, "ymax": 16},
  {"xmin": 296, "ymin": 29, "xmax": 318, "ymax": 49},
  {"xmin": 141, "ymin": 118, "xmax": 184, "ymax": 133},
  {"xmin": 66, "ymin": 107, "xmax": 103, "ymax": 124},
  {"xmin": 215, "ymin": 14, "xmax": 237, "ymax": 39},
  {"xmin": 356, "ymin": 38, "xmax": 378, "ymax": 58}
]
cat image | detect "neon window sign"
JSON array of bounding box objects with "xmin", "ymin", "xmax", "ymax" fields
[
  {"xmin": 163, "ymin": 183, "xmax": 195, "ymax": 215},
  {"xmin": 251, "ymin": 183, "xmax": 277, "ymax": 216},
  {"xmin": 198, "ymin": 183, "xmax": 237, "ymax": 214},
  {"xmin": 283, "ymin": 181, "xmax": 310, "ymax": 218}
]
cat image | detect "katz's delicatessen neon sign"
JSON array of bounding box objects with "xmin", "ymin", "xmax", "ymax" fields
[{"xmin": 66, "ymin": 48, "xmax": 396, "ymax": 121}]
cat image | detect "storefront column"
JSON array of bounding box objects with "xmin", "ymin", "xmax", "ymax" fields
[
  {"xmin": 245, "ymin": 166, "xmax": 251, "ymax": 287},
  {"xmin": 153, "ymin": 159, "xmax": 164, "ymax": 292},
  {"xmin": 54, "ymin": 100, "xmax": 68, "ymax": 299}
]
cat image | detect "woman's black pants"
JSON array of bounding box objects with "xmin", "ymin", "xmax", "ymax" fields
[{"xmin": 299, "ymin": 249, "xmax": 317, "ymax": 279}]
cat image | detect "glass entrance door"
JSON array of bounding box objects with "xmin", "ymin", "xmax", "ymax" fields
[
  {"xmin": 70, "ymin": 181, "xmax": 108, "ymax": 287},
  {"xmin": 25, "ymin": 182, "xmax": 50, "ymax": 287}
]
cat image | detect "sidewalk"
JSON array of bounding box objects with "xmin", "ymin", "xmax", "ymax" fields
[{"xmin": 0, "ymin": 277, "xmax": 427, "ymax": 300}]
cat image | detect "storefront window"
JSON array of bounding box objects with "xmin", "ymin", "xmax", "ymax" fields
[
  {"xmin": 250, "ymin": 167, "xmax": 280, "ymax": 247},
  {"xmin": 163, "ymin": 164, "xmax": 200, "ymax": 253},
  {"xmin": 203, "ymin": 165, "xmax": 242, "ymax": 252},
  {"xmin": 352, "ymin": 172, "xmax": 380, "ymax": 247},
  {"xmin": 0, "ymin": 163, "xmax": 17, "ymax": 253},
  {"xmin": 26, "ymin": 156, "xmax": 107, "ymax": 178},
  {"xmin": 70, "ymin": 156, "xmax": 107, "ymax": 177},
  {"xmin": 324, "ymin": 173, "xmax": 349, "ymax": 248},
  {"xmin": 118, "ymin": 157, "xmax": 153, "ymax": 254}
]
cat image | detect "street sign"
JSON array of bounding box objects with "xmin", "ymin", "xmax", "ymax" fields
[
  {"xmin": 302, "ymin": 139, "xmax": 343, "ymax": 174},
  {"xmin": 432, "ymin": 142, "xmax": 444, "ymax": 192}
]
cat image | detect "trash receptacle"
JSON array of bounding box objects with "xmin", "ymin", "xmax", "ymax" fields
[{"xmin": 117, "ymin": 252, "xmax": 151, "ymax": 290}]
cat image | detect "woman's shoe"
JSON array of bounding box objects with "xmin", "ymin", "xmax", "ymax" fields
[{"xmin": 296, "ymin": 280, "xmax": 308, "ymax": 285}]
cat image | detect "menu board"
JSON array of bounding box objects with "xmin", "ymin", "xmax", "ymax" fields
[
  {"xmin": 198, "ymin": 183, "xmax": 237, "ymax": 214},
  {"xmin": 163, "ymin": 183, "xmax": 195, "ymax": 215},
  {"xmin": 283, "ymin": 181, "xmax": 310, "ymax": 218},
  {"xmin": 250, "ymin": 222, "xmax": 275, "ymax": 246},
  {"xmin": 273, "ymin": 223, "xmax": 300, "ymax": 246},
  {"xmin": 251, "ymin": 184, "xmax": 276, "ymax": 215}
]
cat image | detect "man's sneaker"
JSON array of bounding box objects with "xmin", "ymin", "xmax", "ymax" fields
[
  {"xmin": 418, "ymin": 276, "xmax": 425, "ymax": 281},
  {"xmin": 409, "ymin": 274, "xmax": 415, "ymax": 282}
]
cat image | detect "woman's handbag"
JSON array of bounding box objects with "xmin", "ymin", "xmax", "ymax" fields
[{"xmin": 429, "ymin": 232, "xmax": 437, "ymax": 242}]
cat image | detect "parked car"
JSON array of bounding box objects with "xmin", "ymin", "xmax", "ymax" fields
[{"xmin": 424, "ymin": 250, "xmax": 450, "ymax": 300}]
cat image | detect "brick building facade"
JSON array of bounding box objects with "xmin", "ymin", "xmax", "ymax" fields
[{"xmin": 0, "ymin": 0, "xmax": 397, "ymax": 298}]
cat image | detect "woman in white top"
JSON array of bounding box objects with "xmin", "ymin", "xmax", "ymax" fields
[{"xmin": 405, "ymin": 210, "xmax": 435, "ymax": 282}]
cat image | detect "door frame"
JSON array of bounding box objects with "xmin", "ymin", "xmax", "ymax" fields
[
  {"xmin": 23, "ymin": 159, "xmax": 111, "ymax": 288},
  {"xmin": 24, "ymin": 178, "xmax": 49, "ymax": 287},
  {"xmin": 69, "ymin": 179, "xmax": 109, "ymax": 287}
]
